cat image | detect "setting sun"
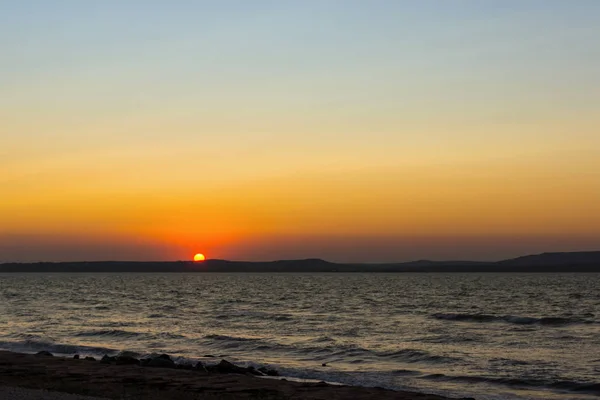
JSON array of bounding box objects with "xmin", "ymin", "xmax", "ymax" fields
[{"xmin": 193, "ymin": 253, "xmax": 206, "ymax": 262}]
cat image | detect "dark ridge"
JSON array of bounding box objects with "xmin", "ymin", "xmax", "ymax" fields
[
  {"xmin": 499, "ymin": 251, "xmax": 600, "ymax": 266},
  {"xmin": 399, "ymin": 260, "xmax": 489, "ymax": 267},
  {"xmin": 1, "ymin": 251, "xmax": 600, "ymax": 272}
]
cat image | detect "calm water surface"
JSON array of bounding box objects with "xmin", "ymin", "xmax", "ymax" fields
[{"xmin": 1, "ymin": 273, "xmax": 599, "ymax": 400}]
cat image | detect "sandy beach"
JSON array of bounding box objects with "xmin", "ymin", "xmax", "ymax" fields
[{"xmin": 0, "ymin": 351, "xmax": 470, "ymax": 399}]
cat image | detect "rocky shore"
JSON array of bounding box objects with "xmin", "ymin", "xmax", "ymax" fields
[{"xmin": 0, "ymin": 350, "xmax": 471, "ymax": 399}]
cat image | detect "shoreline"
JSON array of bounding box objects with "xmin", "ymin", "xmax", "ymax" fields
[{"xmin": 0, "ymin": 350, "xmax": 469, "ymax": 399}]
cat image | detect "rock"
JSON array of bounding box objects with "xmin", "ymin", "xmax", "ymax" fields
[
  {"xmin": 321, "ymin": 363, "xmax": 327, "ymax": 367},
  {"xmin": 100, "ymin": 355, "xmax": 117, "ymax": 364},
  {"xmin": 84, "ymin": 356, "xmax": 96, "ymax": 361},
  {"xmin": 176, "ymin": 363, "xmax": 193, "ymax": 370},
  {"xmin": 116, "ymin": 355, "xmax": 140, "ymax": 365},
  {"xmin": 209, "ymin": 359, "xmax": 254, "ymax": 375},
  {"xmin": 210, "ymin": 359, "xmax": 239, "ymax": 374},
  {"xmin": 35, "ymin": 351, "xmax": 53, "ymax": 357},
  {"xmin": 117, "ymin": 351, "xmax": 139, "ymax": 359},
  {"xmin": 73, "ymin": 355, "xmax": 80, "ymax": 359},
  {"xmin": 246, "ymin": 366, "xmax": 261, "ymax": 376},
  {"xmin": 203, "ymin": 354, "xmax": 216, "ymax": 358},
  {"xmin": 194, "ymin": 361, "xmax": 208, "ymax": 373},
  {"xmin": 145, "ymin": 355, "xmax": 176, "ymax": 369}
]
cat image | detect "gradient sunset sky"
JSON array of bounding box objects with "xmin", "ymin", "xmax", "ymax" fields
[{"xmin": 2, "ymin": 1, "xmax": 599, "ymax": 263}]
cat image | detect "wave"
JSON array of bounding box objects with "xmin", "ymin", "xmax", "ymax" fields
[
  {"xmin": 72, "ymin": 329, "xmax": 187, "ymax": 341},
  {"xmin": 421, "ymin": 373, "xmax": 600, "ymax": 395},
  {"xmin": 213, "ymin": 311, "xmax": 294, "ymax": 322},
  {"xmin": 431, "ymin": 313, "xmax": 593, "ymax": 326},
  {"xmin": 488, "ymin": 358, "xmax": 530, "ymax": 367},
  {"xmin": 204, "ymin": 334, "xmax": 262, "ymax": 342},
  {"xmin": 73, "ymin": 329, "xmax": 146, "ymax": 339},
  {"xmin": 0, "ymin": 338, "xmax": 118, "ymax": 357},
  {"xmin": 307, "ymin": 336, "xmax": 336, "ymax": 344},
  {"xmin": 202, "ymin": 334, "xmax": 458, "ymax": 364},
  {"xmin": 392, "ymin": 369, "xmax": 422, "ymax": 376},
  {"xmin": 376, "ymin": 349, "xmax": 459, "ymax": 364},
  {"xmin": 408, "ymin": 334, "xmax": 478, "ymax": 344}
]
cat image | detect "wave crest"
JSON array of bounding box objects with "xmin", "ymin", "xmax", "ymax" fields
[
  {"xmin": 432, "ymin": 313, "xmax": 592, "ymax": 326},
  {"xmin": 0, "ymin": 339, "xmax": 118, "ymax": 356}
]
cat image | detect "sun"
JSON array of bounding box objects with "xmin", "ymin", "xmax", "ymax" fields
[{"xmin": 193, "ymin": 253, "xmax": 206, "ymax": 262}]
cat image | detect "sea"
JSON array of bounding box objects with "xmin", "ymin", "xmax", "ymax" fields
[{"xmin": 0, "ymin": 273, "xmax": 599, "ymax": 400}]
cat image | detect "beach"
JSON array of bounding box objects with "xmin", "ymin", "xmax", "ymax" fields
[{"xmin": 0, "ymin": 351, "xmax": 465, "ymax": 400}]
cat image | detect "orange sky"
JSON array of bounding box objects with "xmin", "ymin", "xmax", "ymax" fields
[{"xmin": 1, "ymin": 2, "xmax": 599, "ymax": 262}]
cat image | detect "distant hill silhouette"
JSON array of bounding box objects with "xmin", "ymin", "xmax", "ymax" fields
[
  {"xmin": 1, "ymin": 251, "xmax": 599, "ymax": 273},
  {"xmin": 499, "ymin": 251, "xmax": 600, "ymax": 266}
]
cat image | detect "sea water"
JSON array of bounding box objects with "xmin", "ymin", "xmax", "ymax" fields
[{"xmin": 1, "ymin": 273, "xmax": 598, "ymax": 399}]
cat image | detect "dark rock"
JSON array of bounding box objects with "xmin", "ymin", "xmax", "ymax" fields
[
  {"xmin": 117, "ymin": 351, "xmax": 139, "ymax": 359},
  {"xmin": 208, "ymin": 359, "xmax": 256, "ymax": 375},
  {"xmin": 209, "ymin": 359, "xmax": 238, "ymax": 374},
  {"xmin": 146, "ymin": 356, "xmax": 176, "ymax": 369},
  {"xmin": 246, "ymin": 366, "xmax": 258, "ymax": 375},
  {"xmin": 194, "ymin": 361, "xmax": 208, "ymax": 373},
  {"xmin": 84, "ymin": 356, "xmax": 96, "ymax": 361},
  {"xmin": 204, "ymin": 354, "xmax": 216, "ymax": 358},
  {"xmin": 243, "ymin": 365, "xmax": 263, "ymax": 376},
  {"xmin": 73, "ymin": 355, "xmax": 80, "ymax": 359},
  {"xmin": 100, "ymin": 355, "xmax": 117, "ymax": 364},
  {"xmin": 321, "ymin": 363, "xmax": 328, "ymax": 367},
  {"xmin": 176, "ymin": 363, "xmax": 193, "ymax": 370},
  {"xmin": 116, "ymin": 355, "xmax": 140, "ymax": 366},
  {"xmin": 35, "ymin": 351, "xmax": 54, "ymax": 357}
]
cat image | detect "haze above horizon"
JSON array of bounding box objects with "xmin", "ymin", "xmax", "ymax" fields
[{"xmin": 2, "ymin": 1, "xmax": 599, "ymax": 263}]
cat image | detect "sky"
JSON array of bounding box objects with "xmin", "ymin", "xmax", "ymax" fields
[{"xmin": 1, "ymin": 0, "xmax": 599, "ymax": 263}]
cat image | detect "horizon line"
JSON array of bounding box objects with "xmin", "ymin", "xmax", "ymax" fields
[{"xmin": 2, "ymin": 250, "xmax": 600, "ymax": 265}]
